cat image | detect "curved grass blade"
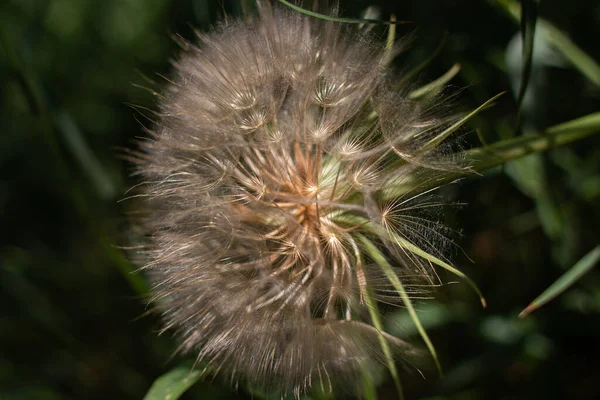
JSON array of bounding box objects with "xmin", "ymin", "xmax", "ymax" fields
[
  {"xmin": 520, "ymin": 245, "xmax": 600, "ymax": 318},
  {"xmin": 358, "ymin": 235, "xmax": 443, "ymax": 376},
  {"xmin": 409, "ymin": 63, "xmax": 461, "ymax": 100},
  {"xmin": 336, "ymin": 214, "xmax": 486, "ymax": 307},
  {"xmin": 385, "ymin": 230, "xmax": 486, "ymax": 308},
  {"xmin": 420, "ymin": 92, "xmax": 505, "ymax": 152},
  {"xmin": 364, "ymin": 285, "xmax": 403, "ymax": 400},
  {"xmin": 277, "ymin": 0, "xmax": 410, "ymax": 25},
  {"xmin": 143, "ymin": 362, "xmax": 203, "ymax": 400}
]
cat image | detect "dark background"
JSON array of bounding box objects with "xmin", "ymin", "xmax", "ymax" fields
[{"xmin": 1, "ymin": 0, "xmax": 600, "ymax": 399}]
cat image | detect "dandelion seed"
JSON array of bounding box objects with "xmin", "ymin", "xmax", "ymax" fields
[{"xmin": 132, "ymin": 1, "xmax": 473, "ymax": 397}]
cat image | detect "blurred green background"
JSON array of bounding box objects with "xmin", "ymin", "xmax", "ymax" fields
[{"xmin": 1, "ymin": 0, "xmax": 600, "ymax": 399}]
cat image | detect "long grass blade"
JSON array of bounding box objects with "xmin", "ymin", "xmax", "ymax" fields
[
  {"xmin": 515, "ymin": 0, "xmax": 539, "ymax": 129},
  {"xmin": 277, "ymin": 0, "xmax": 410, "ymax": 25},
  {"xmin": 339, "ymin": 214, "xmax": 486, "ymax": 307},
  {"xmin": 420, "ymin": 92, "xmax": 504, "ymax": 151},
  {"xmin": 520, "ymin": 245, "xmax": 600, "ymax": 317},
  {"xmin": 493, "ymin": 0, "xmax": 600, "ymax": 86},
  {"xmin": 364, "ymin": 285, "xmax": 403, "ymax": 400},
  {"xmin": 360, "ymin": 371, "xmax": 379, "ymax": 400},
  {"xmin": 403, "ymin": 111, "xmax": 600, "ymax": 197},
  {"xmin": 545, "ymin": 22, "xmax": 600, "ymax": 87},
  {"xmin": 385, "ymin": 230, "xmax": 486, "ymax": 308},
  {"xmin": 358, "ymin": 235, "xmax": 443, "ymax": 376},
  {"xmin": 545, "ymin": 112, "xmax": 600, "ymax": 136},
  {"xmin": 468, "ymin": 112, "xmax": 600, "ymax": 172}
]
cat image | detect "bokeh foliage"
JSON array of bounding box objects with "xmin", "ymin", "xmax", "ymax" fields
[{"xmin": 1, "ymin": 0, "xmax": 599, "ymax": 399}]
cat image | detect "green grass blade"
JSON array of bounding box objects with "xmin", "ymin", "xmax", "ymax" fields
[
  {"xmin": 339, "ymin": 215, "xmax": 485, "ymax": 308},
  {"xmin": 520, "ymin": 245, "xmax": 600, "ymax": 317},
  {"xmin": 420, "ymin": 92, "xmax": 504, "ymax": 151},
  {"xmin": 504, "ymin": 153, "xmax": 563, "ymax": 239},
  {"xmin": 143, "ymin": 362, "xmax": 203, "ymax": 400},
  {"xmin": 545, "ymin": 112, "xmax": 600, "ymax": 135},
  {"xmin": 380, "ymin": 112, "xmax": 600, "ymax": 202},
  {"xmin": 396, "ymin": 111, "xmax": 600, "ymax": 198},
  {"xmin": 102, "ymin": 240, "xmax": 150, "ymax": 297},
  {"xmin": 409, "ymin": 63, "xmax": 461, "ymax": 100},
  {"xmin": 545, "ymin": 22, "xmax": 600, "ymax": 87},
  {"xmin": 385, "ymin": 231, "xmax": 486, "ymax": 308},
  {"xmin": 358, "ymin": 235, "xmax": 443, "ymax": 376},
  {"xmin": 493, "ymin": 0, "xmax": 600, "ymax": 86},
  {"xmin": 360, "ymin": 370, "xmax": 379, "ymax": 400},
  {"xmin": 386, "ymin": 14, "xmax": 396, "ymax": 49},
  {"xmin": 277, "ymin": 0, "xmax": 410, "ymax": 25},
  {"xmin": 55, "ymin": 112, "xmax": 116, "ymax": 199},
  {"xmin": 515, "ymin": 0, "xmax": 538, "ymax": 129},
  {"xmin": 383, "ymin": 14, "xmax": 397, "ymax": 66},
  {"xmin": 468, "ymin": 112, "xmax": 600, "ymax": 172},
  {"xmin": 364, "ymin": 285, "xmax": 403, "ymax": 400}
]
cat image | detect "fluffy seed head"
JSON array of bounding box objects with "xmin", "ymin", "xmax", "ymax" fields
[{"xmin": 133, "ymin": 2, "xmax": 464, "ymax": 396}]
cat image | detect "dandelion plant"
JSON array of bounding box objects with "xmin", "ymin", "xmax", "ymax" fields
[{"xmin": 130, "ymin": 1, "xmax": 600, "ymax": 398}]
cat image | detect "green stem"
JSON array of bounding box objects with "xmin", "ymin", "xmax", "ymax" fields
[{"xmin": 417, "ymin": 112, "xmax": 600, "ymax": 193}]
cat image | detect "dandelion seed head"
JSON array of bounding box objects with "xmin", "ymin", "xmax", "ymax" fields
[{"xmin": 133, "ymin": 2, "xmax": 464, "ymax": 396}]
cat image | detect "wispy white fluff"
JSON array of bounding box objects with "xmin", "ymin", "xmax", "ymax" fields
[{"xmin": 132, "ymin": 2, "xmax": 464, "ymax": 396}]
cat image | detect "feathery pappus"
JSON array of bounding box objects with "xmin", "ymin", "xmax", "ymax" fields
[{"xmin": 131, "ymin": 1, "xmax": 473, "ymax": 396}]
